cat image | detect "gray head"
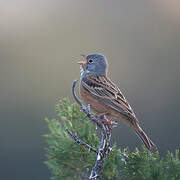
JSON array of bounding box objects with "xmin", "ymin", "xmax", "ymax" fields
[{"xmin": 77, "ymin": 53, "xmax": 108, "ymax": 76}]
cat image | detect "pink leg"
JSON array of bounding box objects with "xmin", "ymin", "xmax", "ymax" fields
[{"xmin": 96, "ymin": 114, "xmax": 114, "ymax": 131}]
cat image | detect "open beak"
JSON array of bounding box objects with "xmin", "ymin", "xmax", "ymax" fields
[
  {"xmin": 77, "ymin": 61, "xmax": 86, "ymax": 65},
  {"xmin": 77, "ymin": 54, "xmax": 87, "ymax": 66},
  {"xmin": 77, "ymin": 54, "xmax": 87, "ymax": 65}
]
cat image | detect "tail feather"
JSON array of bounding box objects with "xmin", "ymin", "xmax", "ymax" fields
[{"xmin": 135, "ymin": 127, "xmax": 157, "ymax": 151}]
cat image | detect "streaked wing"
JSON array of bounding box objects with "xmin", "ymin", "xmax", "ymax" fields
[{"xmin": 81, "ymin": 75, "xmax": 138, "ymax": 121}]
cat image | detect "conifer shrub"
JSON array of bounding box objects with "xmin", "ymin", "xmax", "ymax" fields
[{"xmin": 44, "ymin": 99, "xmax": 180, "ymax": 180}]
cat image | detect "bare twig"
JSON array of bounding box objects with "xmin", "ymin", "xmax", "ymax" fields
[
  {"xmin": 67, "ymin": 80, "xmax": 117, "ymax": 179},
  {"xmin": 66, "ymin": 128, "xmax": 98, "ymax": 153}
]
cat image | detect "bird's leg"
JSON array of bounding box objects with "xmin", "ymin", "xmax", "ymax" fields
[
  {"xmin": 95, "ymin": 113, "xmax": 114, "ymax": 131},
  {"xmin": 107, "ymin": 117, "xmax": 114, "ymax": 125},
  {"xmin": 103, "ymin": 117, "xmax": 114, "ymax": 131}
]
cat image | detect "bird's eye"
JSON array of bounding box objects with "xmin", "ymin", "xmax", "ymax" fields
[{"xmin": 88, "ymin": 59, "xmax": 93, "ymax": 64}]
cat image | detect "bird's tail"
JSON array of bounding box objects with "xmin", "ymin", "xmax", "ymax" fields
[{"xmin": 134, "ymin": 124, "xmax": 157, "ymax": 151}]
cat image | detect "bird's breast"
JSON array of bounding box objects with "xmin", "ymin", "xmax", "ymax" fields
[{"xmin": 79, "ymin": 84, "xmax": 109, "ymax": 113}]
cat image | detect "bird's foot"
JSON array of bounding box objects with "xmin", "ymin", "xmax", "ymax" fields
[
  {"xmin": 99, "ymin": 116, "xmax": 114, "ymax": 131},
  {"xmin": 106, "ymin": 117, "xmax": 114, "ymax": 131},
  {"xmin": 95, "ymin": 113, "xmax": 118, "ymax": 130}
]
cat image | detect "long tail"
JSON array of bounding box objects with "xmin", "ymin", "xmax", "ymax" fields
[{"xmin": 134, "ymin": 124, "xmax": 157, "ymax": 151}]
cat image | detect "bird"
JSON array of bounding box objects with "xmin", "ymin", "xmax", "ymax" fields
[{"xmin": 77, "ymin": 53, "xmax": 156, "ymax": 151}]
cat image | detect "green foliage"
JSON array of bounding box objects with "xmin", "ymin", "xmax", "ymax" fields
[{"xmin": 44, "ymin": 98, "xmax": 180, "ymax": 180}]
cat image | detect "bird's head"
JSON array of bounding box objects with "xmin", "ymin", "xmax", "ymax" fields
[{"xmin": 77, "ymin": 53, "xmax": 108, "ymax": 76}]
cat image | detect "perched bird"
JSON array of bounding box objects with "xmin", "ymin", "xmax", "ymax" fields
[{"xmin": 77, "ymin": 53, "xmax": 156, "ymax": 150}]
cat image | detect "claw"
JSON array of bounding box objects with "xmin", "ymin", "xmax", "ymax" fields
[
  {"xmin": 106, "ymin": 117, "xmax": 114, "ymax": 131},
  {"xmin": 108, "ymin": 117, "xmax": 114, "ymax": 124},
  {"xmin": 97, "ymin": 116, "xmax": 114, "ymax": 131}
]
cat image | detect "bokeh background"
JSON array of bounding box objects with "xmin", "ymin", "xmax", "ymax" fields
[{"xmin": 1, "ymin": 0, "xmax": 180, "ymax": 179}]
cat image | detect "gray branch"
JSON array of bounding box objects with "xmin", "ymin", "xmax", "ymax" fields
[
  {"xmin": 66, "ymin": 128, "xmax": 98, "ymax": 153},
  {"xmin": 68, "ymin": 80, "xmax": 117, "ymax": 180}
]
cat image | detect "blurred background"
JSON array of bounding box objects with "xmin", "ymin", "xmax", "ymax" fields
[{"xmin": 0, "ymin": 0, "xmax": 180, "ymax": 179}]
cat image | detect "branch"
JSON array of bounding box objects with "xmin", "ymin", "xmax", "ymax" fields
[
  {"xmin": 67, "ymin": 80, "xmax": 117, "ymax": 180},
  {"xmin": 66, "ymin": 128, "xmax": 98, "ymax": 153}
]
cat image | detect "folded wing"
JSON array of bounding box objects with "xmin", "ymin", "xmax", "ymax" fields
[{"xmin": 81, "ymin": 75, "xmax": 138, "ymax": 122}]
